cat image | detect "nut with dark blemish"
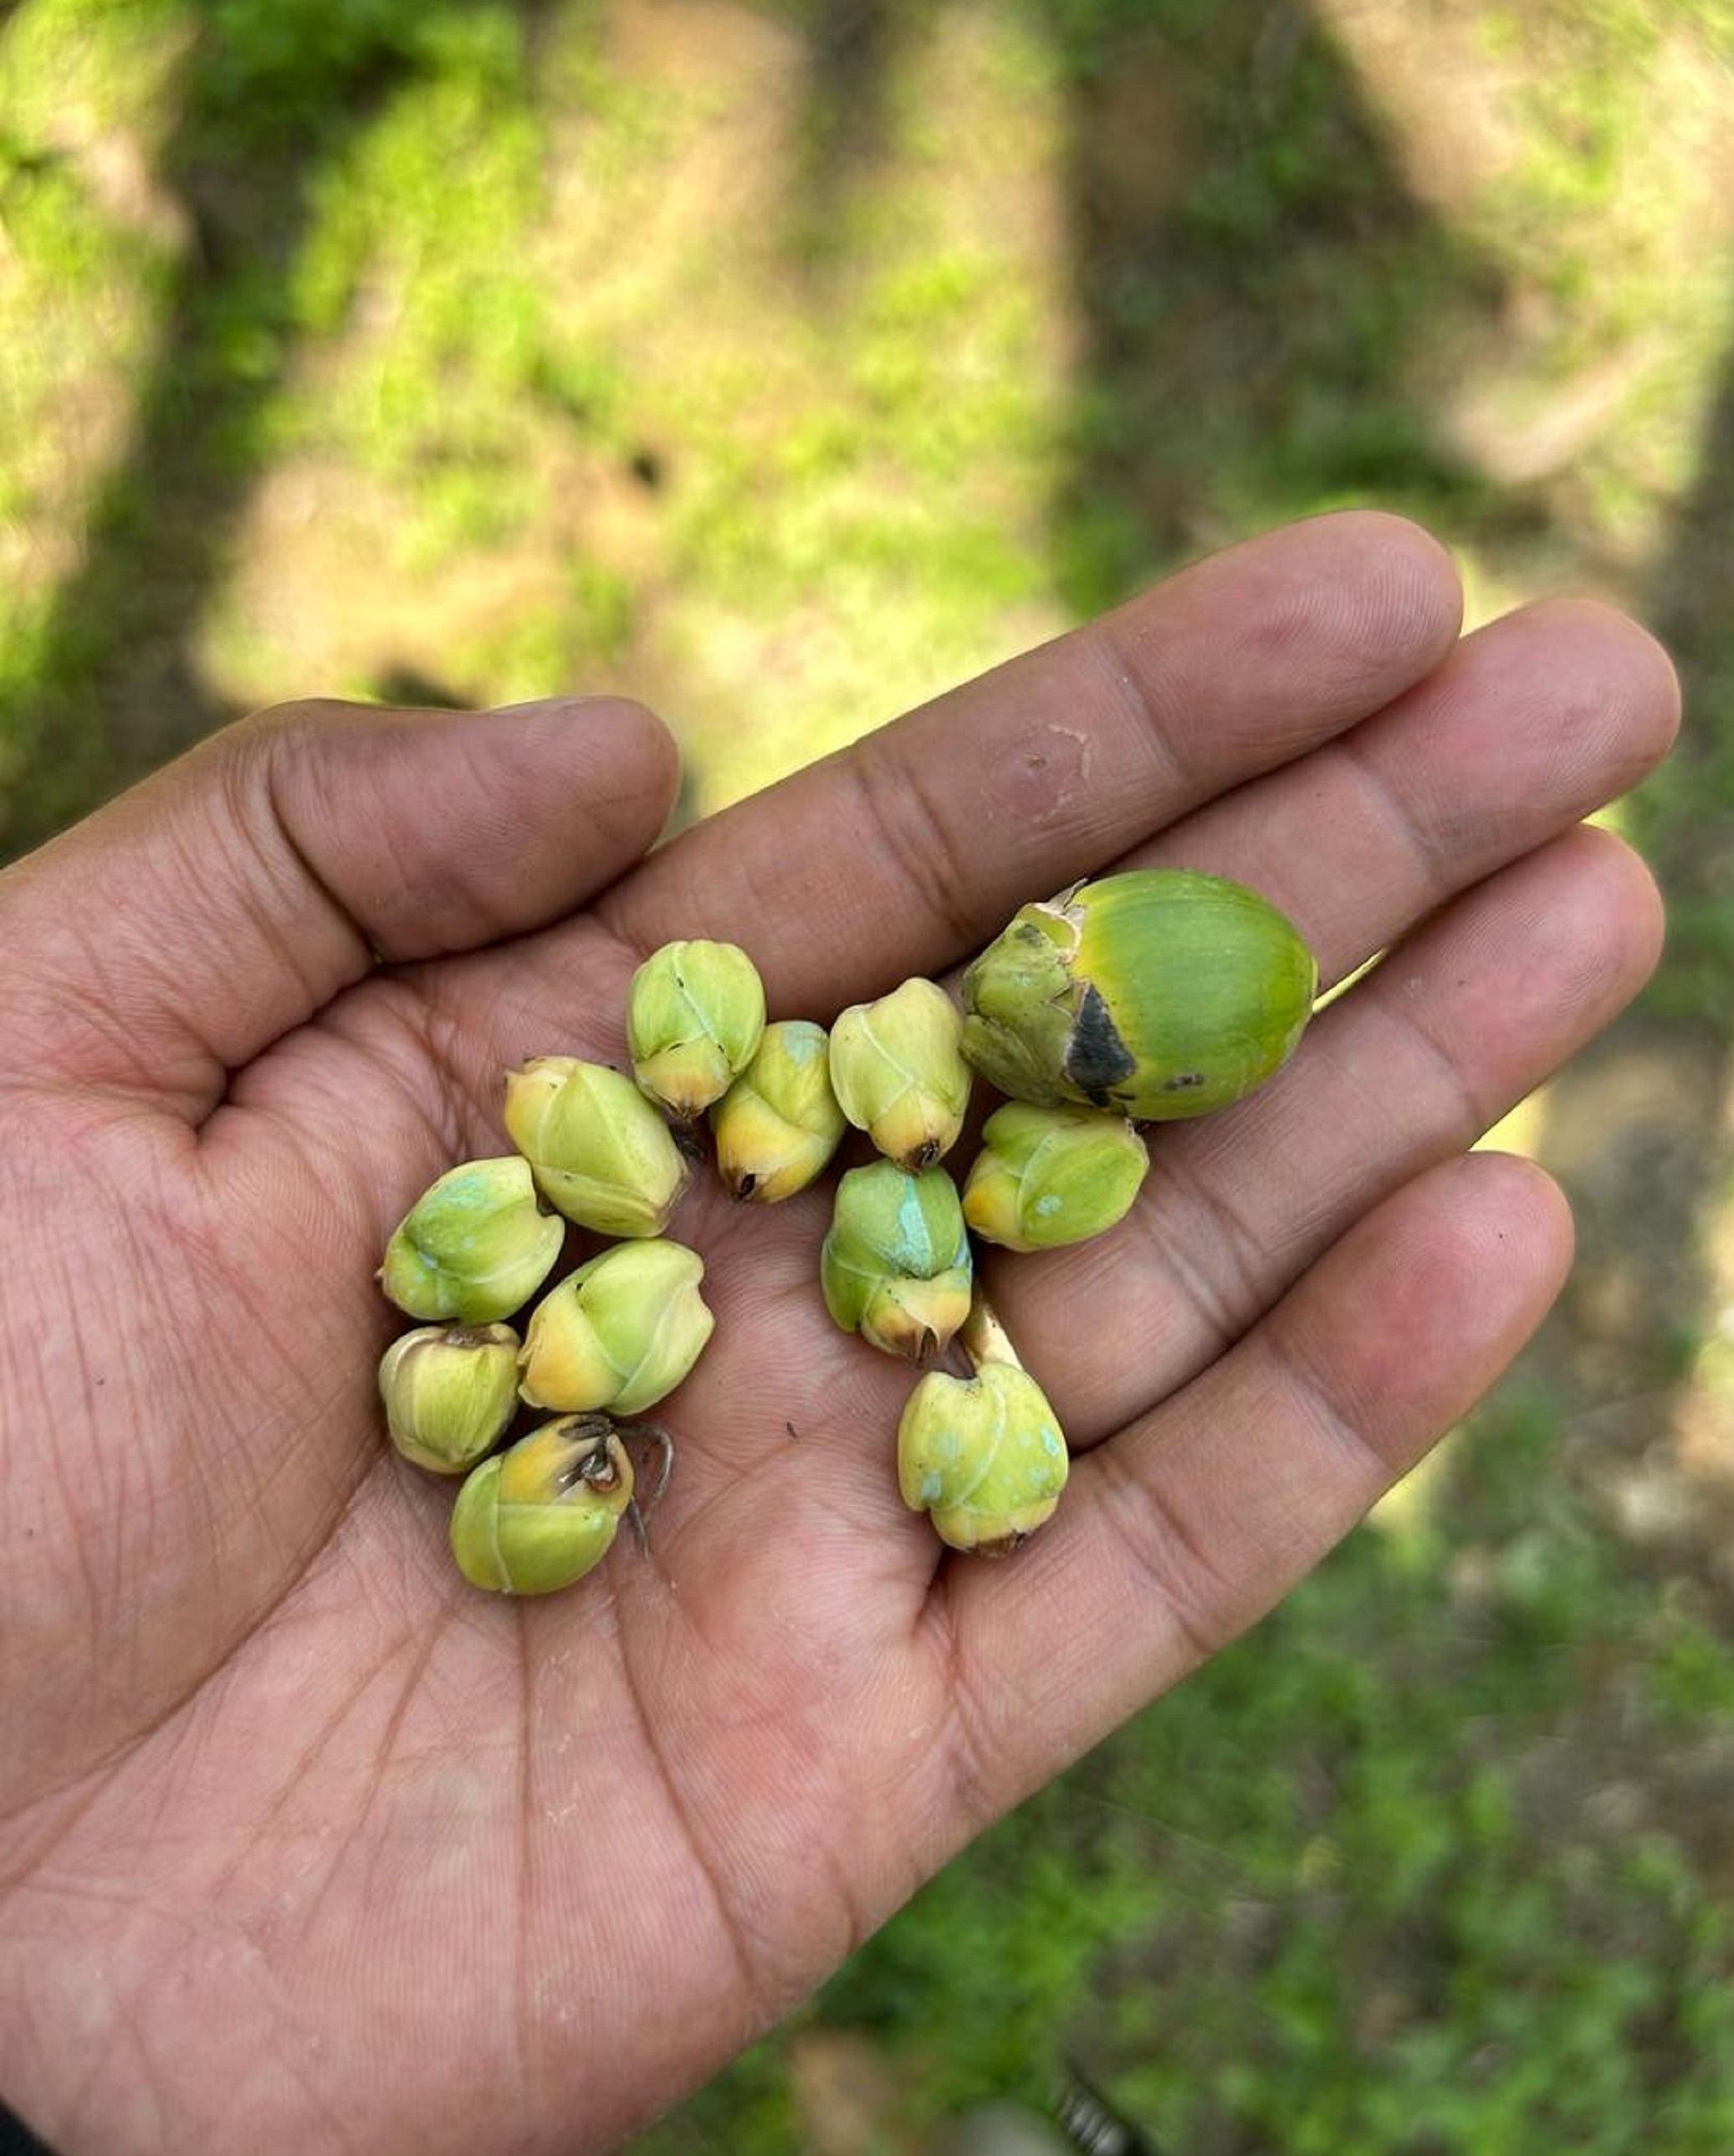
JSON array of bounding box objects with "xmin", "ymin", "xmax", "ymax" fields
[
  {"xmin": 449, "ymin": 1416, "xmax": 638, "ymax": 1595},
  {"xmin": 960, "ymin": 868, "xmax": 1317, "ymax": 1123}
]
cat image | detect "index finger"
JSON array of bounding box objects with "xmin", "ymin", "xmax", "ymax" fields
[{"xmin": 600, "ymin": 511, "xmax": 1460, "ymax": 1006}]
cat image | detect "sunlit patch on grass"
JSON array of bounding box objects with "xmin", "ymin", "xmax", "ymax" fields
[
  {"xmin": 1476, "ymin": 1087, "xmax": 1547, "ymax": 1162},
  {"xmin": 1365, "ymin": 1421, "xmax": 1462, "ymax": 1549}
]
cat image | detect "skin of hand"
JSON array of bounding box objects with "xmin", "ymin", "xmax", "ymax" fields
[{"xmin": 0, "ymin": 515, "xmax": 1677, "ymax": 2156}]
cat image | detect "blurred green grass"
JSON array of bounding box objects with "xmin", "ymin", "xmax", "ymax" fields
[{"xmin": 6, "ymin": 0, "xmax": 1734, "ymax": 2148}]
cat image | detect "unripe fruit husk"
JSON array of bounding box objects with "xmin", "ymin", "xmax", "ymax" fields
[
  {"xmin": 961, "ymin": 868, "xmax": 1317, "ymax": 1121},
  {"xmin": 518, "ymin": 1239, "xmax": 714, "ymax": 1416},
  {"xmin": 962, "ymin": 1102, "xmax": 1148, "ymax": 1252},
  {"xmin": 711, "ymin": 1020, "xmax": 846, "ymax": 1201},
  {"xmin": 378, "ymin": 1156, "xmax": 563, "ymax": 1324},
  {"xmin": 627, "ymin": 940, "xmax": 766, "ymax": 1120},
  {"xmin": 829, "ymin": 977, "xmax": 971, "ymax": 1170},
  {"xmin": 821, "ymin": 1160, "xmax": 973, "ymax": 1360},
  {"xmin": 504, "ymin": 1057, "xmax": 688, "ymax": 1237},
  {"xmin": 898, "ymin": 1360, "xmax": 1069, "ymax": 1554},
  {"xmin": 380, "ymin": 1321, "xmax": 521, "ymax": 1472},
  {"xmin": 450, "ymin": 1416, "xmax": 633, "ymax": 1595}
]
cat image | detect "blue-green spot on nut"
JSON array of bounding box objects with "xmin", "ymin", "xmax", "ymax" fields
[{"xmin": 821, "ymin": 1160, "xmax": 973, "ymax": 1362}]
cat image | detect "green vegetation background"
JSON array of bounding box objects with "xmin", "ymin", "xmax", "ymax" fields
[{"xmin": 5, "ymin": 1, "xmax": 1734, "ymax": 2148}]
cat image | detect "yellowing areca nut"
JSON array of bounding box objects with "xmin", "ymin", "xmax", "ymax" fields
[
  {"xmin": 519, "ymin": 1239, "xmax": 714, "ymax": 1416},
  {"xmin": 820, "ymin": 1160, "xmax": 972, "ymax": 1361},
  {"xmin": 450, "ymin": 1416, "xmax": 634, "ymax": 1595},
  {"xmin": 898, "ymin": 1360, "xmax": 1069, "ymax": 1554},
  {"xmin": 379, "ymin": 1322, "xmax": 520, "ymax": 1473},
  {"xmin": 961, "ymin": 869, "xmax": 1317, "ymax": 1120},
  {"xmin": 504, "ymin": 1057, "xmax": 688, "ymax": 1237},
  {"xmin": 962, "ymin": 1102, "xmax": 1148, "ymax": 1252},
  {"xmin": 711, "ymin": 1020, "xmax": 846, "ymax": 1202},
  {"xmin": 627, "ymin": 939, "xmax": 766, "ymax": 1120},
  {"xmin": 828, "ymin": 977, "xmax": 971, "ymax": 1169},
  {"xmin": 378, "ymin": 1156, "xmax": 563, "ymax": 1324}
]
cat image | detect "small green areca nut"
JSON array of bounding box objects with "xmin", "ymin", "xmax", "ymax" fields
[
  {"xmin": 821, "ymin": 1160, "xmax": 972, "ymax": 1360},
  {"xmin": 504, "ymin": 1057, "xmax": 688, "ymax": 1237},
  {"xmin": 627, "ymin": 939, "xmax": 766, "ymax": 1121},
  {"xmin": 711, "ymin": 1020, "xmax": 847, "ymax": 1202},
  {"xmin": 378, "ymin": 1156, "xmax": 564, "ymax": 1323},
  {"xmin": 450, "ymin": 1415, "xmax": 635, "ymax": 1595},
  {"xmin": 379, "ymin": 1322, "xmax": 520, "ymax": 1473},
  {"xmin": 961, "ymin": 868, "xmax": 1317, "ymax": 1121},
  {"xmin": 962, "ymin": 1101, "xmax": 1148, "ymax": 1252},
  {"xmin": 829, "ymin": 977, "xmax": 971, "ymax": 1170},
  {"xmin": 519, "ymin": 1239, "xmax": 714, "ymax": 1416},
  {"xmin": 898, "ymin": 1360, "xmax": 1069, "ymax": 1554}
]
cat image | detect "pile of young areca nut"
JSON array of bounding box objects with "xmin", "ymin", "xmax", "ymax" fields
[{"xmin": 376, "ymin": 868, "xmax": 1318, "ymax": 1595}]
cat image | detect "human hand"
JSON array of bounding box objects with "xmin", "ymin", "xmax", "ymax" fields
[{"xmin": 0, "ymin": 515, "xmax": 1676, "ymax": 2154}]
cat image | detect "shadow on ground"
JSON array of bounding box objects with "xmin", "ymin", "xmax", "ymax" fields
[
  {"xmin": 0, "ymin": 0, "xmax": 555, "ymax": 863},
  {"xmin": 1532, "ymin": 327, "xmax": 1734, "ymax": 1600},
  {"xmin": 1036, "ymin": 0, "xmax": 1522, "ymax": 609},
  {"xmin": 789, "ymin": 0, "xmax": 902, "ymax": 270}
]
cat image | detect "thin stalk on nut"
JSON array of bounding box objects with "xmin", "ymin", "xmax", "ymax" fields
[
  {"xmin": 614, "ymin": 1418, "xmax": 677, "ymax": 1530},
  {"xmin": 958, "ymin": 1291, "xmax": 1020, "ymax": 1374}
]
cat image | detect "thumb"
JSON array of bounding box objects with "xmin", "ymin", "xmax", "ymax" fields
[{"xmin": 0, "ymin": 694, "xmax": 678, "ymax": 1119}]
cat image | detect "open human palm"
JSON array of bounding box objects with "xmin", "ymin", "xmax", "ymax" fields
[{"xmin": 0, "ymin": 516, "xmax": 1677, "ymax": 2154}]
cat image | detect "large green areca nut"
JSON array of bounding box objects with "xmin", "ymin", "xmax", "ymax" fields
[
  {"xmin": 711, "ymin": 1020, "xmax": 847, "ymax": 1202},
  {"xmin": 829, "ymin": 977, "xmax": 971, "ymax": 1169},
  {"xmin": 821, "ymin": 1160, "xmax": 972, "ymax": 1360},
  {"xmin": 962, "ymin": 1101, "xmax": 1148, "ymax": 1252},
  {"xmin": 378, "ymin": 1156, "xmax": 564, "ymax": 1323},
  {"xmin": 519, "ymin": 1239, "xmax": 714, "ymax": 1416},
  {"xmin": 626, "ymin": 939, "xmax": 766, "ymax": 1120},
  {"xmin": 898, "ymin": 1360, "xmax": 1069, "ymax": 1554},
  {"xmin": 960, "ymin": 869, "xmax": 1317, "ymax": 1120},
  {"xmin": 379, "ymin": 1322, "xmax": 521, "ymax": 1473},
  {"xmin": 449, "ymin": 1416, "xmax": 634, "ymax": 1595},
  {"xmin": 504, "ymin": 1057, "xmax": 688, "ymax": 1237}
]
